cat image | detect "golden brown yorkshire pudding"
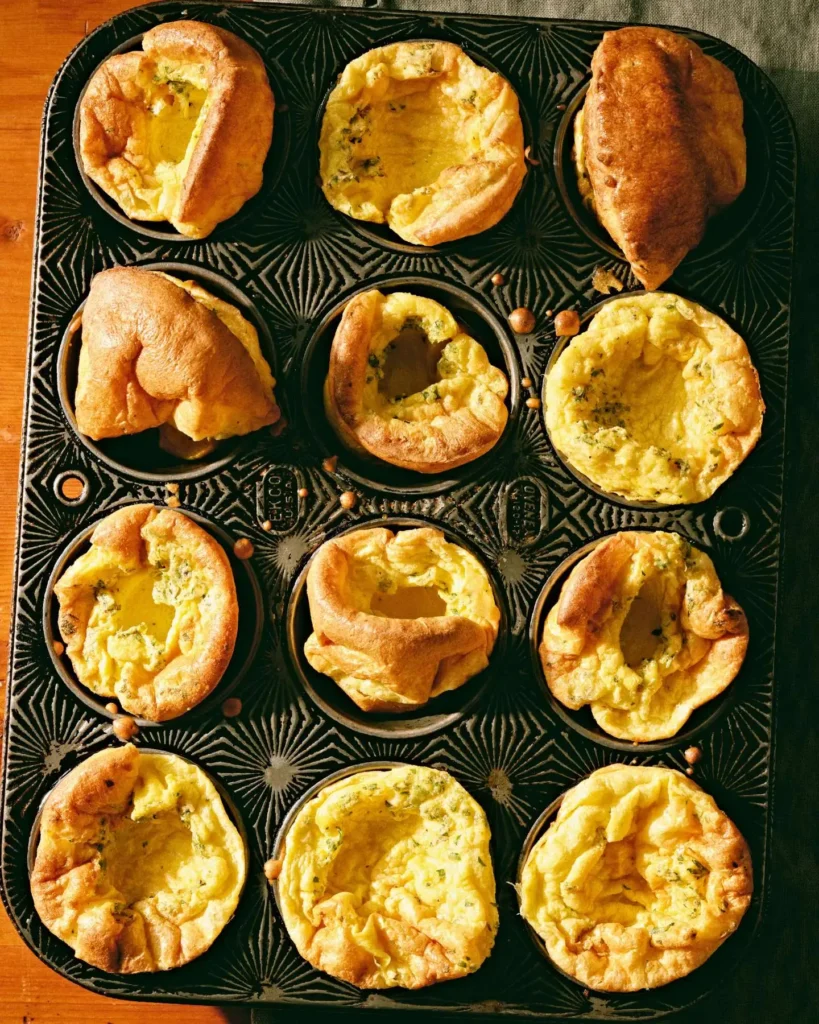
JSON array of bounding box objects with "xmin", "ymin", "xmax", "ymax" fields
[
  {"xmin": 539, "ymin": 531, "xmax": 748, "ymax": 742},
  {"xmin": 31, "ymin": 745, "xmax": 247, "ymax": 973},
  {"xmin": 54, "ymin": 504, "xmax": 238, "ymax": 721},
  {"xmin": 320, "ymin": 41, "xmax": 526, "ymax": 245},
  {"xmin": 277, "ymin": 765, "xmax": 498, "ymax": 989},
  {"xmin": 324, "ymin": 290, "xmax": 508, "ymax": 473},
  {"xmin": 74, "ymin": 267, "xmax": 279, "ymax": 454},
  {"xmin": 79, "ymin": 20, "xmax": 274, "ymax": 238},
  {"xmin": 304, "ymin": 527, "xmax": 500, "ymax": 712},
  {"xmin": 519, "ymin": 765, "xmax": 753, "ymax": 992},
  {"xmin": 574, "ymin": 27, "xmax": 746, "ymax": 289},
  {"xmin": 545, "ymin": 292, "xmax": 764, "ymax": 505}
]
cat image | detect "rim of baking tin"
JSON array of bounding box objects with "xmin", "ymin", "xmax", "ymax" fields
[
  {"xmin": 27, "ymin": 743, "xmax": 250, "ymax": 937},
  {"xmin": 315, "ymin": 37, "xmax": 537, "ymax": 256},
  {"xmin": 42, "ymin": 503, "xmax": 264, "ymax": 729},
  {"xmin": 286, "ymin": 515, "xmax": 509, "ymax": 739},
  {"xmin": 553, "ymin": 78, "xmax": 772, "ymax": 266},
  {"xmin": 72, "ymin": 31, "xmax": 290, "ymax": 242},
  {"xmin": 57, "ymin": 260, "xmax": 278, "ymax": 483},
  {"xmin": 529, "ymin": 531, "xmax": 743, "ymax": 753},
  {"xmin": 301, "ymin": 273, "xmax": 521, "ymax": 496},
  {"xmin": 540, "ymin": 289, "xmax": 763, "ymax": 512}
]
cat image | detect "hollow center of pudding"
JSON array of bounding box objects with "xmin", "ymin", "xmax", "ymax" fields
[
  {"xmin": 584, "ymin": 347, "xmax": 692, "ymax": 456},
  {"xmin": 370, "ymin": 584, "xmax": 448, "ymax": 619},
  {"xmin": 324, "ymin": 806, "xmax": 421, "ymax": 903},
  {"xmin": 377, "ymin": 324, "xmax": 446, "ymax": 401},
  {"xmin": 108, "ymin": 570, "xmax": 175, "ymax": 643},
  {"xmin": 619, "ymin": 575, "xmax": 665, "ymax": 668},
  {"xmin": 344, "ymin": 81, "xmax": 478, "ymax": 212},
  {"xmin": 104, "ymin": 806, "xmax": 196, "ymax": 904},
  {"xmin": 135, "ymin": 62, "xmax": 209, "ymax": 215}
]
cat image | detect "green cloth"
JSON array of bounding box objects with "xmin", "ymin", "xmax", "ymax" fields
[{"xmin": 252, "ymin": 3, "xmax": 818, "ymax": 1022}]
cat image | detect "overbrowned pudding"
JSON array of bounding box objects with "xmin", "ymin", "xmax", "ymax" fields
[
  {"xmin": 574, "ymin": 27, "xmax": 746, "ymax": 289},
  {"xmin": 74, "ymin": 267, "xmax": 279, "ymax": 457}
]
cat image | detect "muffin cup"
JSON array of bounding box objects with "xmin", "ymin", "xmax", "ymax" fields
[
  {"xmin": 72, "ymin": 34, "xmax": 290, "ymax": 242},
  {"xmin": 301, "ymin": 274, "xmax": 521, "ymax": 496},
  {"xmin": 58, "ymin": 261, "xmax": 279, "ymax": 483},
  {"xmin": 27, "ymin": 745, "xmax": 250, "ymax": 944},
  {"xmin": 43, "ymin": 504, "xmax": 264, "ymax": 728},
  {"xmin": 515, "ymin": 768, "xmax": 760, "ymax": 987},
  {"xmin": 529, "ymin": 532, "xmax": 742, "ymax": 753},
  {"xmin": 286, "ymin": 515, "xmax": 508, "ymax": 739},
  {"xmin": 552, "ymin": 79, "xmax": 771, "ymax": 268},
  {"xmin": 540, "ymin": 289, "xmax": 761, "ymax": 511},
  {"xmin": 315, "ymin": 38, "xmax": 535, "ymax": 255}
]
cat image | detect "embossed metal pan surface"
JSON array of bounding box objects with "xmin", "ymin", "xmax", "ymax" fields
[{"xmin": 0, "ymin": 1, "xmax": 795, "ymax": 1018}]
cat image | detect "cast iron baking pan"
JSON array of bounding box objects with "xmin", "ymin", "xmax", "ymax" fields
[{"xmin": 0, "ymin": 1, "xmax": 795, "ymax": 1018}]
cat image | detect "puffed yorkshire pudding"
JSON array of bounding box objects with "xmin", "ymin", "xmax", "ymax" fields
[
  {"xmin": 31, "ymin": 744, "xmax": 246, "ymax": 973},
  {"xmin": 277, "ymin": 765, "xmax": 498, "ymax": 988},
  {"xmin": 74, "ymin": 267, "xmax": 279, "ymax": 456},
  {"xmin": 304, "ymin": 527, "xmax": 500, "ymax": 712},
  {"xmin": 320, "ymin": 41, "xmax": 526, "ymax": 245},
  {"xmin": 79, "ymin": 21, "xmax": 274, "ymax": 238},
  {"xmin": 573, "ymin": 27, "xmax": 746, "ymax": 289},
  {"xmin": 545, "ymin": 292, "xmax": 764, "ymax": 504},
  {"xmin": 539, "ymin": 531, "xmax": 748, "ymax": 741},
  {"xmin": 54, "ymin": 504, "xmax": 238, "ymax": 721},
  {"xmin": 519, "ymin": 765, "xmax": 753, "ymax": 992},
  {"xmin": 324, "ymin": 291, "xmax": 508, "ymax": 473}
]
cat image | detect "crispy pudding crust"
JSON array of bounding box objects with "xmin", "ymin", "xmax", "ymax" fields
[
  {"xmin": 539, "ymin": 531, "xmax": 748, "ymax": 741},
  {"xmin": 74, "ymin": 267, "xmax": 279, "ymax": 445},
  {"xmin": 320, "ymin": 41, "xmax": 526, "ymax": 245},
  {"xmin": 576, "ymin": 26, "xmax": 746, "ymax": 289},
  {"xmin": 545, "ymin": 292, "xmax": 764, "ymax": 505},
  {"xmin": 31, "ymin": 745, "xmax": 246, "ymax": 973},
  {"xmin": 277, "ymin": 765, "xmax": 498, "ymax": 988},
  {"xmin": 304, "ymin": 527, "xmax": 500, "ymax": 712},
  {"xmin": 519, "ymin": 765, "xmax": 753, "ymax": 992},
  {"xmin": 79, "ymin": 20, "xmax": 274, "ymax": 238},
  {"xmin": 324, "ymin": 290, "xmax": 508, "ymax": 473},
  {"xmin": 54, "ymin": 504, "xmax": 238, "ymax": 721}
]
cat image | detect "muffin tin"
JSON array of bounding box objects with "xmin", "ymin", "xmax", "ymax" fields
[{"xmin": 0, "ymin": 1, "xmax": 795, "ymax": 1018}]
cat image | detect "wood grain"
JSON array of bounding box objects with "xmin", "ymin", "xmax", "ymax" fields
[{"xmin": 0, "ymin": 3, "xmax": 250, "ymax": 1022}]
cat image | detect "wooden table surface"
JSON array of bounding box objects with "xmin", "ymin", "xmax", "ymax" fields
[{"xmin": 0, "ymin": 2, "xmax": 248, "ymax": 1022}]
